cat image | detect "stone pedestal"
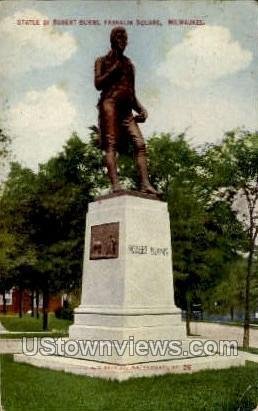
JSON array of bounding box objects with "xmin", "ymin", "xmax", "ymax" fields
[
  {"xmin": 14, "ymin": 192, "xmax": 247, "ymax": 377},
  {"xmin": 69, "ymin": 193, "xmax": 186, "ymax": 363}
]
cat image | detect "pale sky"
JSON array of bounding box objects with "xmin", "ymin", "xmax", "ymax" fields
[{"xmin": 0, "ymin": 0, "xmax": 257, "ymax": 177}]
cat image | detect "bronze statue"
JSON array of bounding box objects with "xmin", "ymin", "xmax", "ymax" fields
[{"xmin": 94, "ymin": 26, "xmax": 158, "ymax": 195}]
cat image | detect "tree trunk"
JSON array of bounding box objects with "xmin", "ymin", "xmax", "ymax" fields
[
  {"xmin": 18, "ymin": 287, "xmax": 23, "ymax": 318},
  {"xmin": 186, "ymin": 294, "xmax": 191, "ymax": 336},
  {"xmin": 30, "ymin": 289, "xmax": 34, "ymax": 317},
  {"xmin": 36, "ymin": 288, "xmax": 39, "ymax": 319},
  {"xmin": 42, "ymin": 283, "xmax": 49, "ymax": 331},
  {"xmin": 2, "ymin": 290, "xmax": 7, "ymax": 314},
  {"xmin": 186, "ymin": 311, "xmax": 191, "ymax": 336},
  {"xmin": 243, "ymin": 248, "xmax": 253, "ymax": 348},
  {"xmin": 230, "ymin": 306, "xmax": 234, "ymax": 322}
]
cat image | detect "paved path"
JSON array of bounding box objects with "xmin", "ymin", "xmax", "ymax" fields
[
  {"xmin": 0, "ymin": 322, "xmax": 8, "ymax": 334},
  {"xmin": 0, "ymin": 339, "xmax": 23, "ymax": 354},
  {"xmin": 191, "ymin": 321, "xmax": 258, "ymax": 347}
]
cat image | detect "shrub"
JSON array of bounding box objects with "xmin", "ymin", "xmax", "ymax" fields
[{"xmin": 55, "ymin": 300, "xmax": 74, "ymax": 320}]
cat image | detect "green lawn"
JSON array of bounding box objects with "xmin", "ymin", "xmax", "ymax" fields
[
  {"xmin": 0, "ymin": 313, "xmax": 72, "ymax": 332},
  {"xmin": 0, "ymin": 332, "xmax": 68, "ymax": 339},
  {"xmin": 1, "ymin": 355, "xmax": 258, "ymax": 411}
]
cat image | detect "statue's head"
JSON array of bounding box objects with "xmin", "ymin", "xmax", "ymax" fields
[{"xmin": 110, "ymin": 27, "xmax": 128, "ymax": 53}]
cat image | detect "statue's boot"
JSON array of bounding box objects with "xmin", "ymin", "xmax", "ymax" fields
[
  {"xmin": 105, "ymin": 150, "xmax": 122, "ymax": 192},
  {"xmin": 137, "ymin": 153, "xmax": 159, "ymax": 195}
]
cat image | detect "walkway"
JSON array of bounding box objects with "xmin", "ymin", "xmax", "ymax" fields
[{"xmin": 191, "ymin": 321, "xmax": 258, "ymax": 347}]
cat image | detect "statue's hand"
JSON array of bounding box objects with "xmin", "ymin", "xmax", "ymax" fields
[
  {"xmin": 111, "ymin": 60, "xmax": 123, "ymax": 73},
  {"xmin": 134, "ymin": 108, "xmax": 148, "ymax": 123}
]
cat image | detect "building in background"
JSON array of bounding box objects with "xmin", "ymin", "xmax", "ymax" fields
[{"xmin": 0, "ymin": 288, "xmax": 62, "ymax": 314}]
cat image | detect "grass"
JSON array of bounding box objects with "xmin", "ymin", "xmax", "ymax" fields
[
  {"xmin": 1, "ymin": 355, "xmax": 258, "ymax": 411},
  {"xmin": 0, "ymin": 313, "xmax": 72, "ymax": 332},
  {"xmin": 0, "ymin": 332, "xmax": 68, "ymax": 339}
]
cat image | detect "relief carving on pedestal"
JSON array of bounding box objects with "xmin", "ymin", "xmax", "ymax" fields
[{"xmin": 90, "ymin": 222, "xmax": 119, "ymax": 259}]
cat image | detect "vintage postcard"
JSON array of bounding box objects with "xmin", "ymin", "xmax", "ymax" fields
[{"xmin": 0, "ymin": 1, "xmax": 258, "ymax": 410}]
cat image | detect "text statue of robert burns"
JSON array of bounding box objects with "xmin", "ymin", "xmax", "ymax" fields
[{"xmin": 94, "ymin": 26, "xmax": 158, "ymax": 195}]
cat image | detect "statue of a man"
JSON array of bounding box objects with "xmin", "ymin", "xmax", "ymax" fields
[{"xmin": 94, "ymin": 26, "xmax": 158, "ymax": 195}]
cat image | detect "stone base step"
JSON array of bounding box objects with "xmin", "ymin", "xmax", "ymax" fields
[{"xmin": 14, "ymin": 352, "xmax": 248, "ymax": 381}]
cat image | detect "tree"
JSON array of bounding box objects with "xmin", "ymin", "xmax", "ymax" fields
[
  {"xmin": 0, "ymin": 133, "xmax": 108, "ymax": 328},
  {"xmin": 147, "ymin": 133, "xmax": 245, "ymax": 334},
  {"xmin": 0, "ymin": 163, "xmax": 39, "ymax": 317},
  {"xmin": 204, "ymin": 258, "xmax": 246, "ymax": 320},
  {"xmin": 0, "ymin": 229, "xmax": 16, "ymax": 313},
  {"xmin": 204, "ymin": 129, "xmax": 258, "ymax": 347},
  {"xmin": 0, "ymin": 127, "xmax": 10, "ymax": 165},
  {"xmin": 32, "ymin": 133, "xmax": 107, "ymax": 329},
  {"xmin": 148, "ymin": 132, "xmax": 198, "ymax": 196}
]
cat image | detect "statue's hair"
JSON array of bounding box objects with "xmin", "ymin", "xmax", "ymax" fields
[{"xmin": 110, "ymin": 26, "xmax": 127, "ymax": 46}]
